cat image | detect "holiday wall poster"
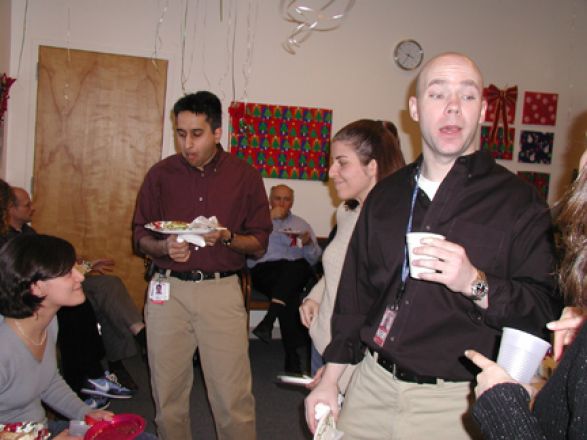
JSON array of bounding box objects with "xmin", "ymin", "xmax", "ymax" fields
[
  {"xmin": 517, "ymin": 171, "xmax": 550, "ymax": 199},
  {"xmin": 522, "ymin": 91, "xmax": 558, "ymax": 126},
  {"xmin": 228, "ymin": 101, "xmax": 332, "ymax": 181},
  {"xmin": 480, "ymin": 126, "xmax": 514, "ymax": 160},
  {"xmin": 518, "ymin": 130, "xmax": 554, "ymax": 164}
]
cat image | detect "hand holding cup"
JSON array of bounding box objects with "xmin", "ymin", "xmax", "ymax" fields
[
  {"xmin": 495, "ymin": 327, "xmax": 551, "ymax": 384},
  {"xmin": 406, "ymin": 232, "xmax": 445, "ymax": 279}
]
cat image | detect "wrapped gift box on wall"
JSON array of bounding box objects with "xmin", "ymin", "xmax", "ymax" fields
[
  {"xmin": 480, "ymin": 126, "xmax": 515, "ymax": 160},
  {"xmin": 517, "ymin": 171, "xmax": 550, "ymax": 199},
  {"xmin": 518, "ymin": 130, "xmax": 554, "ymax": 164},
  {"xmin": 229, "ymin": 101, "xmax": 332, "ymax": 181},
  {"xmin": 522, "ymin": 91, "xmax": 558, "ymax": 126}
]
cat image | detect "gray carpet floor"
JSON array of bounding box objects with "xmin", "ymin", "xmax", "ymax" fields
[{"xmin": 108, "ymin": 338, "xmax": 311, "ymax": 439}]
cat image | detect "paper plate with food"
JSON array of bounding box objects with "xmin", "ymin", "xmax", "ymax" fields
[
  {"xmin": 146, "ymin": 216, "xmax": 226, "ymax": 235},
  {"xmin": 276, "ymin": 373, "xmax": 313, "ymax": 386}
]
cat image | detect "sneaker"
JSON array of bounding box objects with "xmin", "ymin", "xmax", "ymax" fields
[
  {"xmin": 80, "ymin": 371, "xmax": 134, "ymax": 399},
  {"xmin": 108, "ymin": 362, "xmax": 138, "ymax": 391},
  {"xmin": 83, "ymin": 395, "xmax": 111, "ymax": 410}
]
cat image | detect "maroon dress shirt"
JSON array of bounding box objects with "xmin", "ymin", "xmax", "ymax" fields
[{"xmin": 133, "ymin": 147, "xmax": 272, "ymax": 272}]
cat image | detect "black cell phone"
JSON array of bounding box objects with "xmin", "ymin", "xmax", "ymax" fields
[{"xmin": 144, "ymin": 259, "xmax": 156, "ymax": 281}]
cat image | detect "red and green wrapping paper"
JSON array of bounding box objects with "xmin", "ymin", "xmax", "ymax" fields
[
  {"xmin": 229, "ymin": 101, "xmax": 332, "ymax": 181},
  {"xmin": 517, "ymin": 171, "xmax": 550, "ymax": 199}
]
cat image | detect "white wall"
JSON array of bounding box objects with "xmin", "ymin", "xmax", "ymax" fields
[
  {"xmin": 0, "ymin": 0, "xmax": 12, "ymax": 166},
  {"xmin": 0, "ymin": 0, "xmax": 11, "ymax": 80},
  {"xmin": 4, "ymin": 0, "xmax": 587, "ymax": 236}
]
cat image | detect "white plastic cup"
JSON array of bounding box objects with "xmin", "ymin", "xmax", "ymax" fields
[
  {"xmin": 68, "ymin": 420, "xmax": 90, "ymax": 437},
  {"xmin": 496, "ymin": 327, "xmax": 551, "ymax": 384},
  {"xmin": 406, "ymin": 232, "xmax": 445, "ymax": 279}
]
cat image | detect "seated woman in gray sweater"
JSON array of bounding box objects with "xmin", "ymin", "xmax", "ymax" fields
[
  {"xmin": 0, "ymin": 234, "xmax": 113, "ymax": 439},
  {"xmin": 465, "ymin": 149, "xmax": 587, "ymax": 439}
]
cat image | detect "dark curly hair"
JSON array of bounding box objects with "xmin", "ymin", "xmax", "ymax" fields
[{"xmin": 0, "ymin": 234, "xmax": 77, "ymax": 318}]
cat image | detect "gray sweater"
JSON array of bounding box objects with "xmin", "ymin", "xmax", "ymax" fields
[{"xmin": 0, "ymin": 317, "xmax": 90, "ymax": 423}]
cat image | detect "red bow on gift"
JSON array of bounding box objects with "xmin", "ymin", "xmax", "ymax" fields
[
  {"xmin": 486, "ymin": 84, "xmax": 517, "ymax": 148},
  {"xmin": 229, "ymin": 101, "xmax": 245, "ymax": 131},
  {"xmin": 229, "ymin": 101, "xmax": 256, "ymax": 137}
]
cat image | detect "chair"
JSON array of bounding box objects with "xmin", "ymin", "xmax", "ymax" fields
[
  {"xmin": 240, "ymin": 268, "xmax": 271, "ymax": 330},
  {"xmin": 242, "ymin": 236, "xmax": 328, "ymax": 329}
]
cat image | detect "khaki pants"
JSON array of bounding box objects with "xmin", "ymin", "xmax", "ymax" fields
[
  {"xmin": 145, "ymin": 275, "xmax": 256, "ymax": 440},
  {"xmin": 337, "ymin": 351, "xmax": 482, "ymax": 440}
]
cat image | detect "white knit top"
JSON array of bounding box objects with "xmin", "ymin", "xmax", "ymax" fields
[{"xmin": 307, "ymin": 203, "xmax": 360, "ymax": 390}]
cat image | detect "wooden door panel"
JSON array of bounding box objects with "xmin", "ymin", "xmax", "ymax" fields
[{"xmin": 33, "ymin": 46, "xmax": 167, "ymax": 309}]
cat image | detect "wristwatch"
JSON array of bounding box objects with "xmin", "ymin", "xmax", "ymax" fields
[
  {"xmin": 222, "ymin": 230, "xmax": 234, "ymax": 246},
  {"xmin": 467, "ymin": 270, "xmax": 489, "ymax": 301}
]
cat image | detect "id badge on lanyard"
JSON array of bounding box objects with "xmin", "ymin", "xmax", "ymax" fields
[
  {"xmin": 373, "ymin": 305, "xmax": 398, "ymax": 347},
  {"xmin": 372, "ymin": 168, "xmax": 420, "ymax": 348},
  {"xmin": 148, "ymin": 272, "xmax": 170, "ymax": 304}
]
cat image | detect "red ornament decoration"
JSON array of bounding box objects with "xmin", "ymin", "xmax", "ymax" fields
[
  {"xmin": 0, "ymin": 73, "xmax": 17, "ymax": 125},
  {"xmin": 484, "ymin": 84, "xmax": 518, "ymax": 149}
]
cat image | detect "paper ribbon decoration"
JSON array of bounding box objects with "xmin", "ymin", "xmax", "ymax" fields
[
  {"xmin": 281, "ymin": 0, "xmax": 356, "ymax": 54},
  {"xmin": 486, "ymin": 84, "xmax": 517, "ymax": 148}
]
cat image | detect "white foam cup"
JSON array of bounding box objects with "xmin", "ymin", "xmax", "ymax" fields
[
  {"xmin": 496, "ymin": 327, "xmax": 551, "ymax": 384},
  {"xmin": 68, "ymin": 420, "xmax": 90, "ymax": 437},
  {"xmin": 406, "ymin": 232, "xmax": 445, "ymax": 279}
]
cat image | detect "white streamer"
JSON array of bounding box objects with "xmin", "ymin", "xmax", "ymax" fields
[
  {"xmin": 180, "ymin": 0, "xmax": 190, "ymax": 93},
  {"xmin": 152, "ymin": 0, "xmax": 169, "ymax": 61},
  {"xmin": 64, "ymin": 2, "xmax": 71, "ymax": 104},
  {"xmin": 240, "ymin": 0, "xmax": 259, "ymax": 103},
  {"xmin": 217, "ymin": 0, "xmax": 236, "ymax": 102},
  {"xmin": 16, "ymin": 0, "xmax": 29, "ymax": 79}
]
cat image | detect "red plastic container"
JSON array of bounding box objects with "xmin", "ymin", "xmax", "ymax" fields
[{"xmin": 84, "ymin": 414, "xmax": 146, "ymax": 440}]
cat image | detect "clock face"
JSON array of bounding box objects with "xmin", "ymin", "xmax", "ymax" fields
[{"xmin": 394, "ymin": 40, "xmax": 424, "ymax": 71}]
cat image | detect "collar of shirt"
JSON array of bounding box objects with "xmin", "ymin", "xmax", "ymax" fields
[
  {"xmin": 177, "ymin": 145, "xmax": 227, "ymax": 174},
  {"xmin": 410, "ymin": 150, "xmax": 495, "ymax": 186}
]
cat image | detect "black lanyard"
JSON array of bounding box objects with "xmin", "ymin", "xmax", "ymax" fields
[{"xmin": 394, "ymin": 168, "xmax": 421, "ymax": 309}]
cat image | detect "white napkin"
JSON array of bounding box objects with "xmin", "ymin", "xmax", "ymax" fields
[
  {"xmin": 314, "ymin": 404, "xmax": 344, "ymax": 440},
  {"xmin": 176, "ymin": 216, "xmax": 220, "ymax": 248},
  {"xmin": 189, "ymin": 215, "xmax": 220, "ymax": 229}
]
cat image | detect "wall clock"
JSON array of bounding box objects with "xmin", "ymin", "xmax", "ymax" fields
[{"xmin": 393, "ymin": 39, "xmax": 424, "ymax": 71}]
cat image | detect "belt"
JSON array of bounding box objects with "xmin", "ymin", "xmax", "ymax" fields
[
  {"xmin": 368, "ymin": 348, "xmax": 444, "ymax": 385},
  {"xmin": 154, "ymin": 267, "xmax": 238, "ymax": 282}
]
